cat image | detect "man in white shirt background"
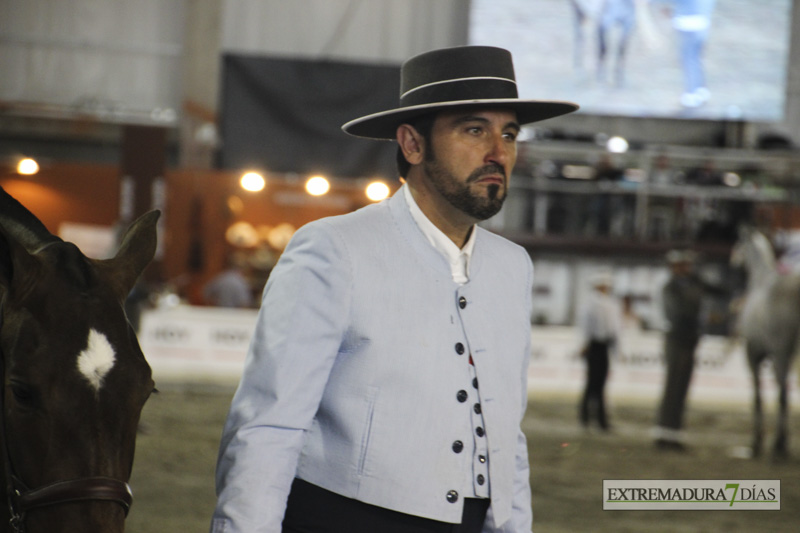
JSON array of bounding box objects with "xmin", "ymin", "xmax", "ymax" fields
[{"xmin": 578, "ymin": 271, "xmax": 622, "ymax": 432}]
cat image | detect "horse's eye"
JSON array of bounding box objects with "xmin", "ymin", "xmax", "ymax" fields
[{"xmin": 9, "ymin": 382, "xmax": 38, "ymax": 408}]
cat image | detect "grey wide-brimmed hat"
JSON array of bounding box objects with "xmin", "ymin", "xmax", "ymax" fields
[{"xmin": 341, "ymin": 46, "xmax": 579, "ymax": 140}]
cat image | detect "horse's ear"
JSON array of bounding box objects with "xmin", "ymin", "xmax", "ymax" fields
[
  {"xmin": 100, "ymin": 211, "xmax": 160, "ymax": 300},
  {"xmin": 0, "ymin": 186, "xmax": 61, "ymax": 253},
  {"xmin": 0, "ymin": 227, "xmax": 41, "ymax": 300}
]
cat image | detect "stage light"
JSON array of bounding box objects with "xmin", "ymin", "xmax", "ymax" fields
[
  {"xmin": 723, "ymin": 172, "xmax": 741, "ymax": 187},
  {"xmin": 240, "ymin": 172, "xmax": 265, "ymax": 192},
  {"xmin": 606, "ymin": 136, "xmax": 629, "ymax": 153},
  {"xmin": 306, "ymin": 176, "xmax": 330, "ymax": 196},
  {"xmin": 365, "ymin": 181, "xmax": 390, "ymax": 202},
  {"xmin": 17, "ymin": 158, "xmax": 39, "ymax": 175}
]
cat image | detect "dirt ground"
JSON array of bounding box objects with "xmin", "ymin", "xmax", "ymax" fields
[{"xmin": 125, "ymin": 383, "xmax": 800, "ymax": 533}]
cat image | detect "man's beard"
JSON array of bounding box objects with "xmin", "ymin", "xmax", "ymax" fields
[{"xmin": 423, "ymin": 156, "xmax": 507, "ymax": 221}]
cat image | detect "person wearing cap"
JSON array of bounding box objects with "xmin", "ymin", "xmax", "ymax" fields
[
  {"xmin": 578, "ymin": 270, "xmax": 621, "ymax": 432},
  {"xmin": 211, "ymin": 46, "xmax": 577, "ymax": 533},
  {"xmin": 654, "ymin": 249, "xmax": 703, "ymax": 451}
]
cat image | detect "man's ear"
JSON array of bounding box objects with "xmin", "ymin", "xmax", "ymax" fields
[{"xmin": 396, "ymin": 124, "xmax": 425, "ymax": 166}]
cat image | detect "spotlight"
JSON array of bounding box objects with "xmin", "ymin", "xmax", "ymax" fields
[
  {"xmin": 240, "ymin": 172, "xmax": 266, "ymax": 192},
  {"xmin": 723, "ymin": 172, "xmax": 741, "ymax": 187},
  {"xmin": 365, "ymin": 181, "xmax": 390, "ymax": 202},
  {"xmin": 606, "ymin": 136, "xmax": 629, "ymax": 153},
  {"xmin": 306, "ymin": 176, "xmax": 330, "ymax": 196},
  {"xmin": 17, "ymin": 158, "xmax": 39, "ymax": 175}
]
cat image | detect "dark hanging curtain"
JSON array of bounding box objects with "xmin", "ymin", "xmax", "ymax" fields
[{"xmin": 218, "ymin": 54, "xmax": 400, "ymax": 179}]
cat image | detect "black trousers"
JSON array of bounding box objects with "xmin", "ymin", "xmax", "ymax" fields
[
  {"xmin": 282, "ymin": 478, "xmax": 490, "ymax": 533},
  {"xmin": 580, "ymin": 340, "xmax": 610, "ymax": 429},
  {"xmin": 657, "ymin": 334, "xmax": 699, "ymax": 431}
]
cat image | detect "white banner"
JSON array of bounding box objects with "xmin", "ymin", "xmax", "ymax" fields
[
  {"xmin": 139, "ymin": 306, "xmax": 258, "ymax": 381},
  {"xmin": 138, "ymin": 306, "xmax": 797, "ymax": 405},
  {"xmin": 526, "ymin": 325, "xmax": 797, "ymax": 404}
]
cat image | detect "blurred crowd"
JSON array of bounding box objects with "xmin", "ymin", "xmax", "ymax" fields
[{"xmin": 515, "ymin": 150, "xmax": 789, "ymax": 244}]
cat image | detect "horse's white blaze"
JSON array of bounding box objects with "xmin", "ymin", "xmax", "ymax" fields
[{"xmin": 77, "ymin": 329, "xmax": 116, "ymax": 392}]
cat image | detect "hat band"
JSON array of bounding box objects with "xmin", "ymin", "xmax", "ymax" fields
[{"xmin": 400, "ymin": 77, "xmax": 519, "ymax": 109}]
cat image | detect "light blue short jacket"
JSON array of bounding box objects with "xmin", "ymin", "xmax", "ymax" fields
[{"xmin": 212, "ymin": 190, "xmax": 534, "ymax": 533}]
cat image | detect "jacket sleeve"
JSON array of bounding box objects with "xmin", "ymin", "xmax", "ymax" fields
[
  {"xmin": 210, "ymin": 221, "xmax": 352, "ymax": 533},
  {"xmin": 483, "ymin": 250, "xmax": 534, "ymax": 533}
]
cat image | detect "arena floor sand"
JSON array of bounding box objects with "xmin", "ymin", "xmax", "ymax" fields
[{"xmin": 125, "ymin": 384, "xmax": 800, "ymax": 533}]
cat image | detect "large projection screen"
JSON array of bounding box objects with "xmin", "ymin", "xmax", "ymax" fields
[{"xmin": 468, "ymin": 0, "xmax": 792, "ymax": 122}]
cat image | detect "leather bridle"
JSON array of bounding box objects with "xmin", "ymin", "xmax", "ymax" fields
[
  {"xmin": 5, "ymin": 476, "xmax": 133, "ymax": 533},
  {"xmin": 0, "ymin": 306, "xmax": 133, "ymax": 532}
]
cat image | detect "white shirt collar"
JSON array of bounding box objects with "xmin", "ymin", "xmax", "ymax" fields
[{"xmin": 403, "ymin": 184, "xmax": 475, "ymax": 284}]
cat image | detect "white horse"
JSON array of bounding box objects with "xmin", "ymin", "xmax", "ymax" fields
[{"xmin": 731, "ymin": 226, "xmax": 800, "ymax": 458}]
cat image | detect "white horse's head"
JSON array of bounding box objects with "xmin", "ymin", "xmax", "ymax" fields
[{"xmin": 731, "ymin": 225, "xmax": 776, "ymax": 286}]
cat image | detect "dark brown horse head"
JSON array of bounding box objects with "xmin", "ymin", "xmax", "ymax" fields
[{"xmin": 0, "ymin": 186, "xmax": 159, "ymax": 532}]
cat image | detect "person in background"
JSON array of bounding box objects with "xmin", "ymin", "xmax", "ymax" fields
[
  {"xmin": 685, "ymin": 157, "xmax": 721, "ymax": 186},
  {"xmin": 653, "ymin": 249, "xmax": 703, "ymax": 451},
  {"xmin": 210, "ymin": 46, "xmax": 578, "ymax": 533},
  {"xmin": 650, "ymin": 153, "xmax": 683, "ymax": 186},
  {"xmin": 578, "ymin": 270, "xmax": 622, "ymax": 432},
  {"xmin": 646, "ymin": 154, "xmax": 686, "ymax": 241},
  {"xmin": 202, "ymin": 254, "xmax": 253, "ymax": 308},
  {"xmin": 585, "ymin": 153, "xmax": 623, "ymax": 237},
  {"xmin": 620, "ymin": 294, "xmax": 643, "ymax": 331},
  {"xmin": 654, "ymin": 0, "xmax": 717, "ymax": 108}
]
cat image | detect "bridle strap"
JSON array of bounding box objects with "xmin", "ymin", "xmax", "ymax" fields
[
  {"xmin": 0, "ymin": 302, "xmax": 132, "ymax": 531},
  {"xmin": 13, "ymin": 476, "xmax": 133, "ymax": 516}
]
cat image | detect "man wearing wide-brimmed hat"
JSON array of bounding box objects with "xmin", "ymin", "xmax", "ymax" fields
[
  {"xmin": 654, "ymin": 249, "xmax": 702, "ymax": 451},
  {"xmin": 212, "ymin": 46, "xmax": 577, "ymax": 533}
]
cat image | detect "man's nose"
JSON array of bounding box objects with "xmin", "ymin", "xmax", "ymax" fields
[{"xmin": 485, "ymin": 135, "xmax": 515, "ymax": 169}]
